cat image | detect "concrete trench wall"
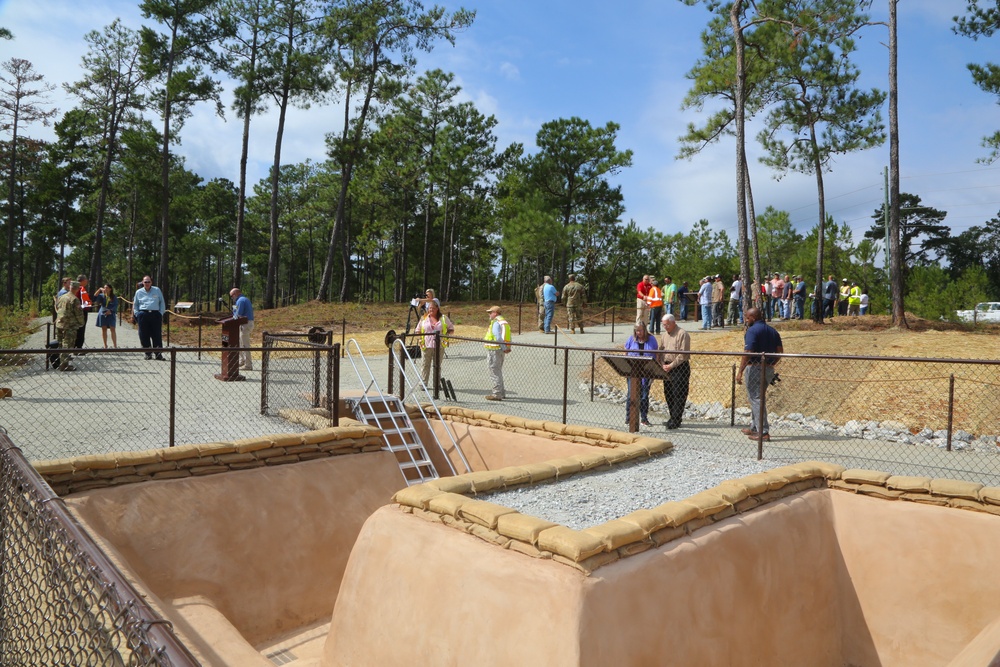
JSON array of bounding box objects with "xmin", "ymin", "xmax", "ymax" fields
[{"xmin": 43, "ymin": 411, "xmax": 1000, "ymax": 667}]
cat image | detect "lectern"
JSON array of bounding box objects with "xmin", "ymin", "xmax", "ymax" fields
[
  {"xmin": 215, "ymin": 316, "xmax": 248, "ymax": 382},
  {"xmin": 601, "ymin": 355, "xmax": 670, "ymax": 433}
]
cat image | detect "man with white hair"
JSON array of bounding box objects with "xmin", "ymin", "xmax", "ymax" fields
[{"xmin": 658, "ymin": 314, "xmax": 691, "ymax": 429}]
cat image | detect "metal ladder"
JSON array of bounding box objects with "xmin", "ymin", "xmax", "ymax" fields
[{"xmin": 344, "ymin": 338, "xmax": 471, "ymax": 486}]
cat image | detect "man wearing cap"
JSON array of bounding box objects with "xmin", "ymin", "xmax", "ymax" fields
[
  {"xmin": 848, "ymin": 281, "xmax": 861, "ymax": 316},
  {"xmin": 839, "ymin": 279, "xmax": 850, "ymax": 316},
  {"xmin": 728, "ymin": 273, "xmax": 742, "ymax": 326},
  {"xmin": 55, "ymin": 281, "xmax": 85, "ymax": 371},
  {"xmin": 736, "ymin": 307, "xmax": 783, "ymax": 441},
  {"xmin": 562, "ymin": 274, "xmax": 587, "ymax": 334},
  {"xmin": 635, "ymin": 275, "xmax": 651, "ymax": 326},
  {"xmin": 712, "ymin": 275, "xmax": 725, "ymax": 327},
  {"xmin": 542, "ymin": 276, "xmax": 558, "ymax": 333},
  {"xmin": 75, "ymin": 274, "xmax": 92, "ymax": 349},
  {"xmin": 793, "ymin": 275, "xmax": 807, "ymax": 320},
  {"xmin": 697, "ymin": 277, "xmax": 712, "ymax": 330},
  {"xmin": 483, "ymin": 306, "xmax": 511, "ymax": 400}
]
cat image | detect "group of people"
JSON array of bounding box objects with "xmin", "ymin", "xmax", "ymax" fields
[
  {"xmin": 635, "ymin": 275, "xmax": 685, "ymax": 333},
  {"xmin": 534, "ymin": 275, "xmax": 588, "ymax": 334},
  {"xmin": 54, "ymin": 275, "xmax": 119, "ymax": 371},
  {"xmin": 623, "ymin": 314, "xmax": 692, "ymax": 429},
  {"xmin": 637, "ymin": 271, "xmax": 870, "ymax": 330},
  {"xmin": 53, "ymin": 274, "xmax": 256, "ymax": 370},
  {"xmin": 624, "ymin": 305, "xmax": 783, "ymax": 439}
]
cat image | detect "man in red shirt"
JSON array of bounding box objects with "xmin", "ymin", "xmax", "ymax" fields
[{"xmin": 635, "ymin": 275, "xmax": 651, "ymax": 325}]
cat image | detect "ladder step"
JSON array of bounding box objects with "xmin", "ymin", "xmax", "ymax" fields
[
  {"xmin": 384, "ymin": 444, "xmax": 423, "ymax": 453},
  {"xmin": 362, "ymin": 411, "xmax": 410, "ymax": 420},
  {"xmin": 399, "ymin": 461, "xmax": 434, "ymax": 471}
]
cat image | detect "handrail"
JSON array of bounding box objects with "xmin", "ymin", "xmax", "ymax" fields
[
  {"xmin": 344, "ymin": 338, "xmax": 432, "ymax": 481},
  {"xmin": 388, "ymin": 338, "xmax": 471, "ymax": 476},
  {"xmin": 0, "ymin": 432, "xmax": 200, "ymax": 666}
]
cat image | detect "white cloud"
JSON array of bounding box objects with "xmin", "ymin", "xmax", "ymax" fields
[{"xmin": 498, "ymin": 61, "xmax": 520, "ymax": 81}]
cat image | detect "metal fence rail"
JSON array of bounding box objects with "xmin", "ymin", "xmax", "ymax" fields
[
  {"xmin": 419, "ymin": 334, "xmax": 1000, "ymax": 485},
  {"xmin": 0, "ymin": 345, "xmax": 335, "ymax": 462},
  {"xmin": 0, "ymin": 433, "xmax": 198, "ymax": 667},
  {"xmin": 260, "ymin": 332, "xmax": 339, "ymax": 425}
]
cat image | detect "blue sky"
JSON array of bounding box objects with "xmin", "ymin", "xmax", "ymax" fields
[{"xmin": 2, "ymin": 0, "xmax": 999, "ymax": 248}]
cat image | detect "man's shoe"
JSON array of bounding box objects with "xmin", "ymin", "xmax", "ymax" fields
[
  {"xmin": 579, "ymin": 329, "xmax": 584, "ymax": 333},
  {"xmin": 155, "ymin": 355, "xmax": 166, "ymax": 361},
  {"xmin": 145, "ymin": 354, "xmax": 152, "ymax": 360},
  {"xmin": 740, "ymin": 427, "xmax": 756, "ymax": 435},
  {"xmin": 640, "ymin": 420, "xmax": 651, "ymax": 427},
  {"xmin": 485, "ymin": 395, "xmax": 502, "ymax": 401},
  {"xmin": 748, "ymin": 432, "xmax": 770, "ymax": 441},
  {"xmin": 60, "ymin": 365, "xmax": 76, "ymax": 372}
]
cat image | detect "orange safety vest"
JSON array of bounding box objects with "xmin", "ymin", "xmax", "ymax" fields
[{"xmin": 646, "ymin": 286, "xmax": 663, "ymax": 308}]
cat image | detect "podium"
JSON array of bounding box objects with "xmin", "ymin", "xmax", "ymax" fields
[
  {"xmin": 215, "ymin": 316, "xmax": 248, "ymax": 382},
  {"xmin": 602, "ymin": 355, "xmax": 670, "ymax": 433}
]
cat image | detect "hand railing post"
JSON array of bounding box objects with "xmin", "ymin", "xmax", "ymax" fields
[
  {"xmin": 562, "ymin": 348, "xmax": 569, "ymax": 424},
  {"xmin": 730, "ymin": 364, "xmax": 737, "ymax": 426},
  {"xmin": 433, "ymin": 331, "xmax": 441, "ymax": 400},
  {"xmin": 757, "ymin": 352, "xmax": 766, "ymax": 460},
  {"xmin": 947, "ymin": 374, "xmax": 955, "ymax": 452},
  {"xmin": 169, "ymin": 348, "xmax": 177, "ymax": 448}
]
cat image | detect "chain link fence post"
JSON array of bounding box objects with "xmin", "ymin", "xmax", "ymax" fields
[{"xmin": 169, "ymin": 347, "xmax": 177, "ymax": 448}]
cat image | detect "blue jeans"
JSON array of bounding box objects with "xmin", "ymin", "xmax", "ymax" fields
[
  {"xmin": 701, "ymin": 303, "xmax": 712, "ymax": 329},
  {"xmin": 794, "ymin": 296, "xmax": 804, "ymax": 319},
  {"xmin": 543, "ymin": 301, "xmax": 556, "ymax": 332},
  {"xmin": 626, "ymin": 378, "xmax": 651, "ymax": 423},
  {"xmin": 679, "ymin": 301, "xmax": 687, "ymax": 320}
]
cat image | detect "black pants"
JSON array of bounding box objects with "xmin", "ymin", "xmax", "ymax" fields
[
  {"xmin": 662, "ymin": 362, "xmax": 691, "ymax": 427},
  {"xmin": 74, "ymin": 310, "xmax": 89, "ymax": 348},
  {"xmin": 137, "ymin": 311, "xmax": 163, "ymax": 352}
]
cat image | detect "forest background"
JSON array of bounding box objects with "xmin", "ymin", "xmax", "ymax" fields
[{"xmin": 1, "ymin": 0, "xmax": 1000, "ymax": 329}]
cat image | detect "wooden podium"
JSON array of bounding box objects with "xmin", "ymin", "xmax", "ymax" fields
[
  {"xmin": 601, "ymin": 355, "xmax": 670, "ymax": 433},
  {"xmin": 215, "ymin": 316, "xmax": 247, "ymax": 382}
]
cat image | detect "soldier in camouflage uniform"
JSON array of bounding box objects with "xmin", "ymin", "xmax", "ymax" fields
[
  {"xmin": 55, "ymin": 281, "xmax": 85, "ymax": 371},
  {"xmin": 562, "ymin": 274, "xmax": 587, "ymax": 333}
]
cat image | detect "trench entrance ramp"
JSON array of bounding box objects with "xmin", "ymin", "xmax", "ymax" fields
[{"xmin": 344, "ymin": 338, "xmax": 471, "ymax": 486}]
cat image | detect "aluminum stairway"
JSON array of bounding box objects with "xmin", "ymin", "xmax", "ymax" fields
[{"xmin": 343, "ymin": 338, "xmax": 471, "ymax": 486}]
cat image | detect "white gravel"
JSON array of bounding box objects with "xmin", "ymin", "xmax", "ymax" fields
[{"xmin": 482, "ymin": 446, "xmax": 778, "ymax": 530}]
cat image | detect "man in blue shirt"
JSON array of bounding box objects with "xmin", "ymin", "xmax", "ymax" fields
[
  {"xmin": 736, "ymin": 307, "xmax": 783, "ymax": 440},
  {"xmin": 542, "ymin": 276, "xmax": 559, "ymax": 333},
  {"xmin": 230, "ymin": 287, "xmax": 255, "ymax": 371},
  {"xmin": 132, "ymin": 275, "xmax": 166, "ymax": 360}
]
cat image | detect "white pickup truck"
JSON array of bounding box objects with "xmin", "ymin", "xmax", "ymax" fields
[{"xmin": 955, "ymin": 302, "xmax": 1000, "ymax": 323}]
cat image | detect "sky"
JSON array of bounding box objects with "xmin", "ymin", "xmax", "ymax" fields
[{"xmin": 1, "ymin": 0, "xmax": 999, "ymax": 251}]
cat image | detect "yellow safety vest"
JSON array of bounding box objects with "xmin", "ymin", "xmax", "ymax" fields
[{"xmin": 484, "ymin": 316, "xmax": 511, "ymax": 351}]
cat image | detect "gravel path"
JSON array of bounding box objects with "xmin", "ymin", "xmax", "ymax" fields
[
  {"xmin": 3, "ymin": 318, "xmax": 309, "ymax": 461},
  {"xmin": 484, "ymin": 447, "xmax": 777, "ymax": 530}
]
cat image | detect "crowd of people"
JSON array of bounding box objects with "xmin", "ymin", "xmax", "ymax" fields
[
  {"xmin": 635, "ymin": 272, "xmax": 869, "ymax": 330},
  {"xmin": 51, "ymin": 274, "xmax": 256, "ymax": 371}
]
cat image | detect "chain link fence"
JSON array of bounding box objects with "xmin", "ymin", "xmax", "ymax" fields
[
  {"xmin": 407, "ymin": 334, "xmax": 1000, "ymax": 485},
  {"xmin": 261, "ymin": 332, "xmax": 340, "ymax": 425},
  {"xmin": 0, "ymin": 433, "xmax": 198, "ymax": 666},
  {"xmin": 0, "ymin": 344, "xmax": 336, "ymax": 463}
]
